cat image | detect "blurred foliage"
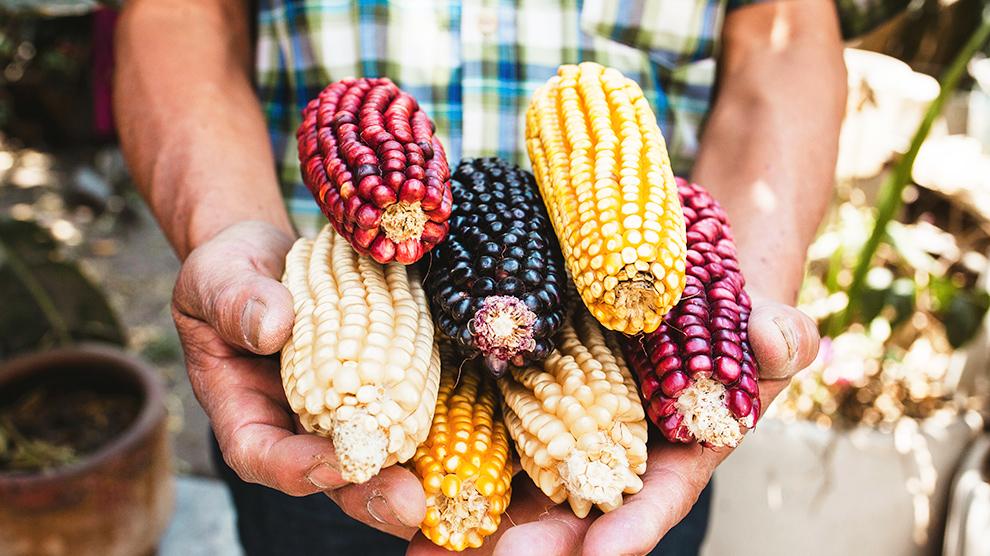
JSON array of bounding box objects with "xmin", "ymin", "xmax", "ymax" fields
[
  {"xmin": 837, "ymin": 0, "xmax": 913, "ymax": 39},
  {"xmin": 834, "ymin": 20, "xmax": 990, "ymax": 334},
  {"xmin": 0, "ymin": 217, "xmax": 124, "ymax": 358},
  {"xmin": 856, "ymin": 0, "xmax": 990, "ymax": 77},
  {"xmin": 0, "ymin": 12, "xmax": 95, "ymax": 145},
  {"xmin": 779, "ymin": 17, "xmax": 990, "ymax": 429},
  {"xmin": 785, "ymin": 191, "xmax": 990, "ymax": 428},
  {"xmin": 0, "ymin": 1, "xmax": 116, "ymax": 16},
  {"xmin": 775, "ymin": 325, "xmax": 958, "ymax": 431}
]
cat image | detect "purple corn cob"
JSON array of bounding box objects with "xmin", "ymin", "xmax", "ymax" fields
[{"xmin": 623, "ymin": 178, "xmax": 759, "ymax": 447}]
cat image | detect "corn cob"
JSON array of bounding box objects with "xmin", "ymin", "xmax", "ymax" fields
[
  {"xmin": 412, "ymin": 345, "xmax": 512, "ymax": 551},
  {"xmin": 297, "ymin": 78, "xmax": 453, "ymax": 264},
  {"xmin": 499, "ymin": 305, "xmax": 647, "ymax": 518},
  {"xmin": 423, "ymin": 157, "xmax": 568, "ymax": 377},
  {"xmin": 622, "ymin": 178, "xmax": 758, "ymax": 448},
  {"xmin": 280, "ymin": 224, "xmax": 442, "ymax": 483},
  {"xmin": 525, "ymin": 62, "xmax": 687, "ymax": 335}
]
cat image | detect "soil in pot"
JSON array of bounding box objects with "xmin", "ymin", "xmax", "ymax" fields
[{"xmin": 0, "ymin": 371, "xmax": 142, "ymax": 473}]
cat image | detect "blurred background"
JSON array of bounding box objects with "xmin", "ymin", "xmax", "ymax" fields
[{"xmin": 0, "ymin": 1, "xmax": 989, "ymax": 556}]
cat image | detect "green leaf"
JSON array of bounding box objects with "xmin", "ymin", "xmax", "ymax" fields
[
  {"xmin": 859, "ymin": 283, "xmax": 889, "ymax": 324},
  {"xmin": 857, "ymin": 276, "xmax": 916, "ymax": 327},
  {"xmin": 940, "ymin": 289, "xmax": 990, "ymax": 348},
  {"xmin": 887, "ymin": 278, "xmax": 916, "ymax": 327},
  {"xmin": 928, "ymin": 274, "xmax": 959, "ymax": 310},
  {"xmin": 0, "ymin": 218, "xmax": 124, "ymax": 357}
]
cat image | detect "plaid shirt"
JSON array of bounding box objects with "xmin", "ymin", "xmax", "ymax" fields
[{"xmin": 255, "ymin": 0, "xmax": 906, "ymax": 230}]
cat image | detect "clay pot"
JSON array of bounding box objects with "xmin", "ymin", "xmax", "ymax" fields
[{"xmin": 0, "ymin": 345, "xmax": 174, "ymax": 556}]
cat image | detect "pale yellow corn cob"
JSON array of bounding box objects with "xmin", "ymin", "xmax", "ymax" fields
[
  {"xmin": 281, "ymin": 224, "xmax": 441, "ymax": 483},
  {"xmin": 526, "ymin": 61, "xmax": 687, "ymax": 334},
  {"xmin": 412, "ymin": 345, "xmax": 513, "ymax": 551},
  {"xmin": 499, "ymin": 305, "xmax": 648, "ymax": 518}
]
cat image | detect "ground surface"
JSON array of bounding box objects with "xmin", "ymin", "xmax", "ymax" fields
[
  {"xmin": 0, "ymin": 142, "xmax": 214, "ymax": 476},
  {"xmin": 161, "ymin": 476, "xmax": 241, "ymax": 555}
]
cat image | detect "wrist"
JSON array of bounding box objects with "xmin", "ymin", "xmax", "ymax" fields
[
  {"xmin": 733, "ymin": 228, "xmax": 808, "ymax": 305},
  {"xmin": 148, "ymin": 144, "xmax": 295, "ymax": 259},
  {"xmin": 183, "ymin": 200, "xmax": 295, "ymax": 258}
]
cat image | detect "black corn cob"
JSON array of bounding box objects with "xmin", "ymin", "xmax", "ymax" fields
[{"xmin": 423, "ymin": 158, "xmax": 567, "ymax": 377}]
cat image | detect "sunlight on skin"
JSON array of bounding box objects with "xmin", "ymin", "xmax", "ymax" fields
[
  {"xmin": 751, "ymin": 179, "xmax": 778, "ymax": 212},
  {"xmin": 769, "ymin": 12, "xmax": 792, "ymax": 52}
]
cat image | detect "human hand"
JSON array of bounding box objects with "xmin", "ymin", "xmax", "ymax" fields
[
  {"xmin": 172, "ymin": 220, "xmax": 426, "ymax": 539},
  {"xmin": 406, "ymin": 294, "xmax": 819, "ymax": 556}
]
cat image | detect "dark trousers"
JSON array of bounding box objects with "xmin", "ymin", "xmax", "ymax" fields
[{"xmin": 211, "ymin": 435, "xmax": 711, "ymax": 555}]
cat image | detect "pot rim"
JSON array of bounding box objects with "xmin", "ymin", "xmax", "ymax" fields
[{"xmin": 0, "ymin": 343, "xmax": 167, "ymax": 485}]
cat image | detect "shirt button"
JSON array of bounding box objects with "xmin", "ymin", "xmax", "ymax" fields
[{"xmin": 477, "ymin": 7, "xmax": 498, "ymax": 36}]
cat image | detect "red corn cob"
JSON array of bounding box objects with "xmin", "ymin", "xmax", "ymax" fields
[
  {"xmin": 622, "ymin": 177, "xmax": 759, "ymax": 447},
  {"xmin": 296, "ymin": 78, "xmax": 453, "ymax": 264}
]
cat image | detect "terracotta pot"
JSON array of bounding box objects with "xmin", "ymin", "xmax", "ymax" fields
[{"xmin": 0, "ymin": 345, "xmax": 174, "ymax": 556}]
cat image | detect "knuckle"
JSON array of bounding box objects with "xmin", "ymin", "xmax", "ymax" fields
[
  {"xmin": 221, "ymin": 440, "xmax": 257, "ymax": 484},
  {"xmin": 324, "ymin": 488, "xmax": 342, "ymax": 506},
  {"xmin": 221, "ymin": 424, "xmax": 275, "ymax": 490}
]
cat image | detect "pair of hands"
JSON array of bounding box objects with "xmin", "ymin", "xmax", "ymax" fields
[{"xmin": 173, "ymin": 221, "xmax": 820, "ymax": 556}]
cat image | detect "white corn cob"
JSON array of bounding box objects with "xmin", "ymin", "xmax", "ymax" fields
[
  {"xmin": 499, "ymin": 306, "xmax": 648, "ymax": 518},
  {"xmin": 281, "ymin": 224, "xmax": 442, "ymax": 483}
]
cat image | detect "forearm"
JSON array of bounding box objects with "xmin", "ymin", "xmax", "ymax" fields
[
  {"xmin": 692, "ymin": 0, "xmax": 846, "ymax": 302},
  {"xmin": 114, "ymin": 0, "xmax": 293, "ymax": 259}
]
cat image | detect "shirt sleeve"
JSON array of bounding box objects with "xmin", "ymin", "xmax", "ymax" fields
[{"xmin": 724, "ymin": 0, "xmax": 911, "ymax": 39}]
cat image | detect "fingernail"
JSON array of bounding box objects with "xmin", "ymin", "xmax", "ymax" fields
[
  {"xmin": 306, "ymin": 461, "xmax": 343, "ymax": 490},
  {"xmin": 367, "ymin": 492, "xmax": 413, "ymax": 527},
  {"xmin": 242, "ymin": 298, "xmax": 267, "ymax": 351},
  {"xmin": 773, "ymin": 316, "xmax": 798, "ymax": 366}
]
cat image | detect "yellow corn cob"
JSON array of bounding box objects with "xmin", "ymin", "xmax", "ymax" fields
[
  {"xmin": 412, "ymin": 345, "xmax": 512, "ymax": 551},
  {"xmin": 525, "ymin": 61, "xmax": 687, "ymax": 334},
  {"xmin": 281, "ymin": 224, "xmax": 441, "ymax": 483},
  {"xmin": 499, "ymin": 305, "xmax": 648, "ymax": 518}
]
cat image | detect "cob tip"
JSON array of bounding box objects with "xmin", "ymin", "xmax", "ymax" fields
[
  {"xmin": 470, "ymin": 296, "xmax": 538, "ymax": 376},
  {"xmin": 674, "ymin": 377, "xmax": 745, "ymax": 448},
  {"xmin": 330, "ymin": 410, "xmax": 389, "ymax": 483},
  {"xmin": 379, "ymin": 200, "xmax": 429, "ymax": 242},
  {"xmin": 614, "ymin": 279, "xmax": 666, "ymax": 334},
  {"xmin": 557, "ymin": 435, "xmax": 642, "ymax": 512},
  {"xmin": 427, "ymin": 479, "xmax": 497, "ymax": 551}
]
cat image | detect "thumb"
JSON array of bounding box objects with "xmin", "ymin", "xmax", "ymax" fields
[
  {"xmin": 173, "ymin": 222, "xmax": 296, "ymax": 355},
  {"xmin": 748, "ymin": 301, "xmax": 820, "ymax": 382}
]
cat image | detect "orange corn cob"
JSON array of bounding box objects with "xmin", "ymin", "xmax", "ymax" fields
[{"xmin": 412, "ymin": 345, "xmax": 513, "ymax": 551}]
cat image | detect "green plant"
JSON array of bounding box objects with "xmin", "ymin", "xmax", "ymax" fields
[
  {"xmin": 0, "ymin": 218, "xmax": 124, "ymax": 357},
  {"xmin": 831, "ymin": 16, "xmax": 990, "ymax": 336},
  {"xmin": 779, "ymin": 15, "xmax": 990, "ymax": 429}
]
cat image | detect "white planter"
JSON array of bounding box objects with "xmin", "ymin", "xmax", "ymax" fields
[
  {"xmin": 703, "ymin": 416, "xmax": 977, "ymax": 556},
  {"xmin": 836, "ymin": 49, "xmax": 939, "ymax": 181},
  {"xmin": 943, "ymin": 435, "xmax": 990, "ymax": 556}
]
